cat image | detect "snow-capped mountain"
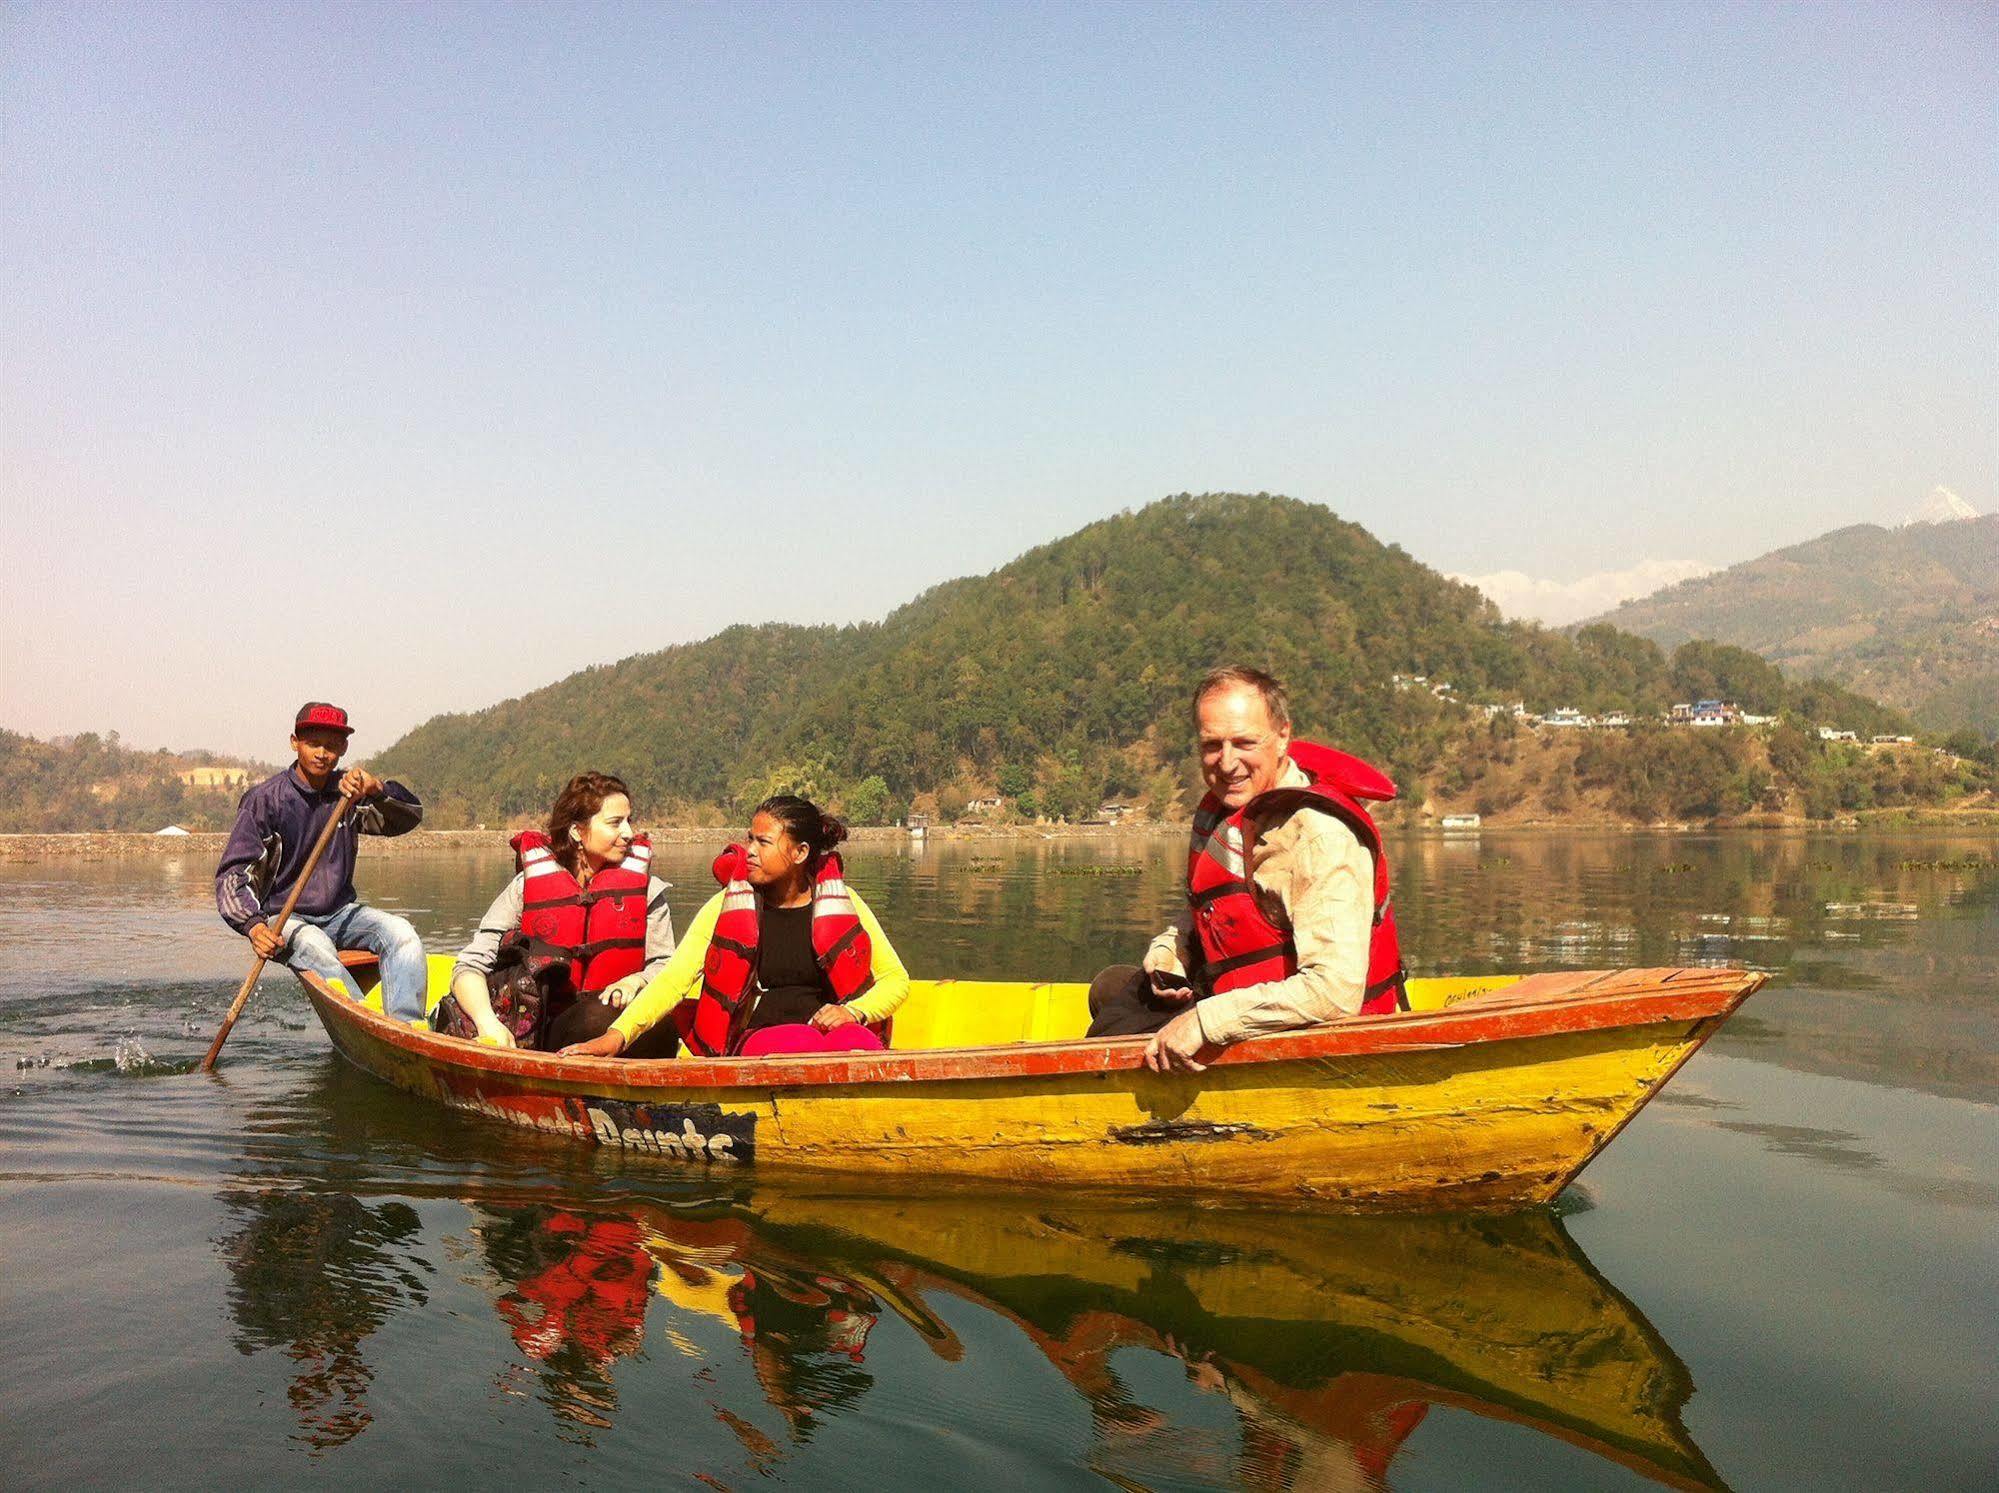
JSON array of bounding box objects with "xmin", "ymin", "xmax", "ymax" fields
[{"xmin": 1905, "ymin": 486, "xmax": 1982, "ymax": 526}]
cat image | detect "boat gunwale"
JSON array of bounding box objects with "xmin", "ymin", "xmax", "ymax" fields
[{"xmin": 296, "ymin": 964, "xmax": 1764, "ymax": 1094}]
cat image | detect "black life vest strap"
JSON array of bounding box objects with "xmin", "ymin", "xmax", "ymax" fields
[
  {"xmin": 700, "ymin": 977, "xmax": 748, "ymax": 1013},
  {"xmin": 573, "ymin": 935, "xmax": 647, "ymax": 962},
  {"xmin": 1203, "ymin": 942, "xmax": 1291, "ymax": 983},
  {"xmin": 1189, "ymin": 880, "xmax": 1243, "ymax": 908},
  {"xmin": 1365, "ymin": 967, "xmax": 1410, "ymax": 1010},
  {"xmin": 816, "ymin": 921, "xmax": 863, "ymax": 969},
  {"xmin": 710, "ymin": 934, "xmax": 757, "ymax": 961},
  {"xmin": 525, "ymin": 872, "xmax": 645, "ymax": 913}
]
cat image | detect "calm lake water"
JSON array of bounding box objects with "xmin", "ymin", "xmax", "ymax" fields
[{"xmin": 2, "ymin": 831, "xmax": 1995, "ymax": 1490}]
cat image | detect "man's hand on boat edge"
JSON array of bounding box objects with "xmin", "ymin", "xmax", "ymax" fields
[{"xmin": 1145, "ymin": 1009, "xmax": 1211, "ymax": 1073}]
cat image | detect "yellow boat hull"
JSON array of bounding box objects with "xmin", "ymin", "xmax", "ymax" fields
[{"xmin": 299, "ymin": 958, "xmax": 1758, "ymax": 1212}]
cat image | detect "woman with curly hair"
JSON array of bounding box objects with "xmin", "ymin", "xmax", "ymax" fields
[{"xmin": 445, "ymin": 772, "xmax": 679, "ymax": 1054}]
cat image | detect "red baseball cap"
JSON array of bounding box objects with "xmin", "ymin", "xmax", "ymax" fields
[{"xmin": 293, "ymin": 701, "xmax": 354, "ymax": 737}]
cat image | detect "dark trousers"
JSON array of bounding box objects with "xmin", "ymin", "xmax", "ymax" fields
[
  {"xmin": 545, "ymin": 996, "xmax": 681, "ymax": 1058},
  {"xmin": 1086, "ymin": 964, "xmax": 1203, "ymax": 1038}
]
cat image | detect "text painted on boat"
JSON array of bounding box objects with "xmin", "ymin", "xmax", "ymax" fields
[
  {"xmin": 434, "ymin": 1074, "xmax": 755, "ymax": 1163},
  {"xmin": 575, "ymin": 1097, "xmax": 755, "ymax": 1164}
]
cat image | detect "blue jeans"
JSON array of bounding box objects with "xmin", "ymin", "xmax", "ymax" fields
[{"xmin": 280, "ymin": 902, "xmax": 428, "ymax": 1021}]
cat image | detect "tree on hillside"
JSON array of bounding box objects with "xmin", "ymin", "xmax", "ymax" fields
[
  {"xmin": 1141, "ymin": 766, "xmax": 1184, "ymax": 822},
  {"xmin": 1669, "ymin": 641, "xmax": 1787, "ymax": 713},
  {"xmin": 842, "ymin": 775, "xmax": 892, "ymax": 825},
  {"xmin": 731, "ymin": 757, "xmax": 833, "ymax": 811}
]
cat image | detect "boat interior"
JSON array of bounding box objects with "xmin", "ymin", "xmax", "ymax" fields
[{"xmin": 334, "ymin": 953, "xmax": 1526, "ymax": 1051}]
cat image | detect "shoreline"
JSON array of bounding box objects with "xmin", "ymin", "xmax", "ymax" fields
[
  {"xmin": 0, "ymin": 823, "xmax": 1179, "ymax": 862},
  {"xmin": 5, "ymin": 810, "xmax": 1995, "ymax": 863}
]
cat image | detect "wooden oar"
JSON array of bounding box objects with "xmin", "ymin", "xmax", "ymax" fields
[{"xmin": 201, "ymin": 785, "xmax": 359, "ymax": 1072}]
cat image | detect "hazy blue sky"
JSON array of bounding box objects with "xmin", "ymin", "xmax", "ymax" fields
[{"xmin": 5, "ymin": 2, "xmax": 1993, "ymax": 759}]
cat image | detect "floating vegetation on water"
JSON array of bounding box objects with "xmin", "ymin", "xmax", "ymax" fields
[
  {"xmin": 1052, "ymin": 864, "xmax": 1143, "ymax": 877},
  {"xmin": 1655, "ymin": 863, "xmax": 1697, "ymax": 875},
  {"xmin": 964, "ymin": 857, "xmax": 1003, "ymax": 869},
  {"xmin": 1898, "ymin": 857, "xmax": 1988, "ymax": 871},
  {"xmin": 1823, "ymin": 901, "xmax": 1920, "ymax": 920}
]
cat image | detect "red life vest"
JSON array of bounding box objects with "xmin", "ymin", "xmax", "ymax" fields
[
  {"xmin": 512, "ymin": 830, "xmax": 653, "ymax": 995},
  {"xmin": 1186, "ymin": 740, "xmax": 1408, "ymax": 1016},
  {"xmin": 684, "ymin": 844, "xmax": 875, "ymax": 1058},
  {"xmin": 496, "ymin": 1211, "xmax": 654, "ymax": 1365}
]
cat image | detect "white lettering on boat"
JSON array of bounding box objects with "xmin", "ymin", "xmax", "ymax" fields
[
  {"xmin": 577, "ymin": 1097, "xmax": 754, "ymax": 1163},
  {"xmin": 431, "ymin": 1076, "xmax": 756, "ymax": 1162},
  {"xmin": 584, "ymin": 1107, "xmax": 740, "ymax": 1163}
]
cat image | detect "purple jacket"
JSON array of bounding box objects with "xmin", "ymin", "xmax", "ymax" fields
[{"xmin": 215, "ymin": 768, "xmax": 423, "ymax": 932}]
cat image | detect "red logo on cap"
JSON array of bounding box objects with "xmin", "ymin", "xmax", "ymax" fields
[{"xmin": 294, "ymin": 702, "xmax": 353, "ymax": 735}]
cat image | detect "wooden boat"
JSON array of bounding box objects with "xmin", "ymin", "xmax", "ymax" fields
[{"xmin": 295, "ymin": 956, "xmax": 1761, "ymax": 1211}]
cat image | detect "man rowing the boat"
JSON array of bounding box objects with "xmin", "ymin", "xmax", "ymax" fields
[
  {"xmin": 214, "ymin": 702, "xmax": 429, "ymax": 1021},
  {"xmin": 1087, "ymin": 665, "xmax": 1408, "ymax": 1072}
]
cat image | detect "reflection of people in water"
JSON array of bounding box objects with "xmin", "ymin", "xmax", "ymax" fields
[
  {"xmin": 472, "ymin": 1201, "xmax": 884, "ymax": 1447},
  {"xmin": 982, "ymin": 1307, "xmax": 1423, "ymax": 1491},
  {"xmin": 478, "ymin": 1207, "xmax": 658, "ymax": 1430},
  {"xmin": 636, "ymin": 1205, "xmax": 888, "ymax": 1453},
  {"xmin": 724, "ymin": 1260, "xmax": 879, "ymax": 1443},
  {"xmin": 214, "ymin": 1188, "xmax": 431, "ymax": 1452},
  {"xmin": 1162, "ymin": 1340, "xmax": 1430, "ymax": 1493}
]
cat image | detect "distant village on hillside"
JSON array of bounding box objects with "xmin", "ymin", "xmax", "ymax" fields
[{"xmin": 1389, "ymin": 675, "xmax": 1919, "ymax": 746}]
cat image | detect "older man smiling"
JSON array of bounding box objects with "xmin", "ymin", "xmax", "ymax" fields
[{"xmin": 1087, "ymin": 666, "xmax": 1410, "ymax": 1072}]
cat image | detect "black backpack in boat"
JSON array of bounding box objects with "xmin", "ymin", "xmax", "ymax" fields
[{"xmin": 430, "ymin": 933, "xmax": 578, "ymax": 1049}]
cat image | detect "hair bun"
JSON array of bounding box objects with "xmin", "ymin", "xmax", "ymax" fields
[{"xmin": 818, "ymin": 813, "xmax": 849, "ymax": 851}]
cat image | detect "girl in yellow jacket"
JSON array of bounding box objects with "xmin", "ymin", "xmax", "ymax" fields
[{"xmin": 561, "ymin": 795, "xmax": 907, "ymax": 1059}]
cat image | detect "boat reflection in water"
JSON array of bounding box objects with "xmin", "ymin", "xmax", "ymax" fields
[
  {"xmin": 218, "ymin": 1179, "xmax": 1723, "ymax": 1487},
  {"xmin": 722, "ymin": 1193, "xmax": 1722, "ymax": 1490}
]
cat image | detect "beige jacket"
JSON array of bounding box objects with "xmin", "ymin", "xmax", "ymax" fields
[{"xmin": 1147, "ymin": 756, "xmax": 1375, "ymax": 1045}]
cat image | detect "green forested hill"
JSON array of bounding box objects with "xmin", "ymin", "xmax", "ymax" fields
[
  {"xmin": 0, "ymin": 730, "xmax": 271, "ymax": 832},
  {"xmin": 1587, "ymin": 516, "xmax": 1999, "ymax": 738},
  {"xmin": 379, "ymin": 622, "xmax": 869, "ymax": 827},
  {"xmin": 378, "ymin": 494, "xmax": 1926, "ymax": 825}
]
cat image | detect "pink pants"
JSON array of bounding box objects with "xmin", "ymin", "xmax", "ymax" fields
[{"xmin": 735, "ymin": 1023, "xmax": 886, "ymax": 1057}]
